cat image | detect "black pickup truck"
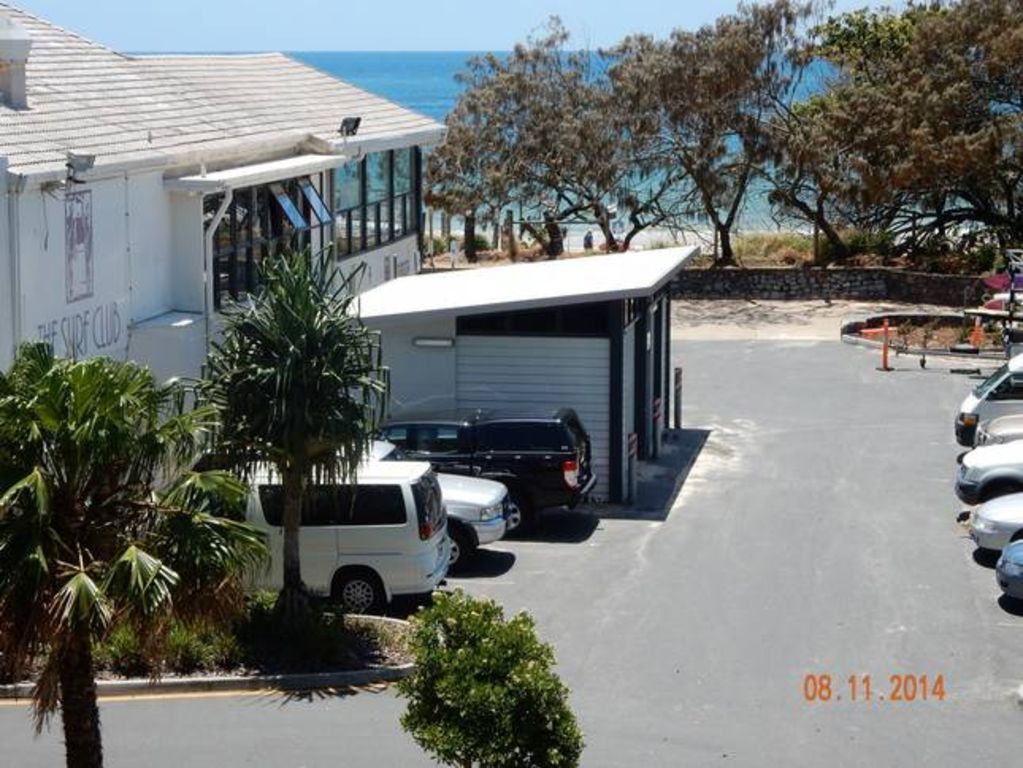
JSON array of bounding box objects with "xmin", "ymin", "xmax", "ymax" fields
[{"xmin": 378, "ymin": 408, "xmax": 596, "ymax": 533}]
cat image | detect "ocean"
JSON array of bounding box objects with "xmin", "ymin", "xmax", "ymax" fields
[{"xmin": 292, "ymin": 51, "xmax": 789, "ymax": 235}]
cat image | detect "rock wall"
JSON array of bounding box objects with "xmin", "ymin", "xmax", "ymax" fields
[{"xmin": 672, "ymin": 267, "xmax": 985, "ymax": 306}]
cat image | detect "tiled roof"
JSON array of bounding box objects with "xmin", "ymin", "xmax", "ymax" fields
[{"xmin": 0, "ymin": 3, "xmax": 443, "ymax": 177}]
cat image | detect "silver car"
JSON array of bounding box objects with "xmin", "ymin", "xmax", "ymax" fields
[
  {"xmin": 370, "ymin": 440, "xmax": 507, "ymax": 569},
  {"xmin": 996, "ymin": 541, "xmax": 1023, "ymax": 600},
  {"xmin": 976, "ymin": 414, "xmax": 1023, "ymax": 447}
]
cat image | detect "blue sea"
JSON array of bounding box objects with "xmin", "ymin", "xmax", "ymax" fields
[
  {"xmin": 292, "ymin": 51, "xmax": 473, "ymax": 122},
  {"xmin": 292, "ymin": 51, "xmax": 801, "ymax": 232}
]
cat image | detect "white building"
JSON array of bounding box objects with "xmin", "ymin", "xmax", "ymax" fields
[{"xmin": 0, "ymin": 3, "xmax": 444, "ymax": 381}]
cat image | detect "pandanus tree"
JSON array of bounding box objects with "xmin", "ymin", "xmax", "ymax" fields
[
  {"xmin": 202, "ymin": 249, "xmax": 387, "ymax": 621},
  {"xmin": 0, "ymin": 343, "xmax": 269, "ymax": 768}
]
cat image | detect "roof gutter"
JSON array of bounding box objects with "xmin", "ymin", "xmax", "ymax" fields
[{"xmin": 9, "ymin": 124, "xmax": 447, "ymax": 191}]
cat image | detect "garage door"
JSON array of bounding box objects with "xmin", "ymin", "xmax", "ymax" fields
[{"xmin": 456, "ymin": 335, "xmax": 611, "ymax": 501}]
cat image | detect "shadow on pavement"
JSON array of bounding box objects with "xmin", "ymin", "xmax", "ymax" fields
[
  {"xmin": 997, "ymin": 595, "xmax": 1023, "ymax": 617},
  {"xmin": 451, "ymin": 548, "xmax": 516, "ymax": 578},
  {"xmin": 973, "ymin": 548, "xmax": 1000, "ymax": 569},
  {"xmin": 599, "ymin": 428, "xmax": 711, "ymax": 522},
  {"xmin": 529, "ymin": 509, "xmax": 599, "ymax": 544}
]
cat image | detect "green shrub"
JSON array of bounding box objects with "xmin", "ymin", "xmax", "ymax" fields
[
  {"xmin": 397, "ymin": 590, "xmax": 584, "ymax": 768},
  {"xmin": 95, "ymin": 625, "xmax": 149, "ymax": 678},
  {"xmin": 472, "ymin": 233, "xmax": 492, "ymax": 252}
]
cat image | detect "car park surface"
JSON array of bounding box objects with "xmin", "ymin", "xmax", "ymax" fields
[{"xmin": 4, "ymin": 337, "xmax": 1022, "ymax": 767}]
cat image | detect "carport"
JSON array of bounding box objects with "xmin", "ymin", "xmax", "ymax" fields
[{"xmin": 357, "ymin": 246, "xmax": 699, "ymax": 502}]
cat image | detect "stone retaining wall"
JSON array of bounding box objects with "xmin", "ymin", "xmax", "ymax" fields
[{"xmin": 672, "ymin": 267, "xmax": 985, "ymax": 307}]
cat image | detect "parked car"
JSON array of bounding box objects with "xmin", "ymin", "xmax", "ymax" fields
[
  {"xmin": 370, "ymin": 440, "xmax": 507, "ymax": 569},
  {"xmin": 378, "ymin": 408, "xmax": 596, "ymax": 532},
  {"xmin": 975, "ymin": 414, "xmax": 1023, "ymax": 447},
  {"xmin": 246, "ymin": 460, "xmax": 450, "ymax": 614},
  {"xmin": 955, "ymin": 442, "xmax": 1023, "ymax": 505},
  {"xmin": 956, "ymin": 356, "xmax": 1023, "ymax": 446},
  {"xmin": 969, "ymin": 493, "xmax": 1023, "ymax": 550},
  {"xmin": 996, "ymin": 540, "xmax": 1023, "ymax": 600}
]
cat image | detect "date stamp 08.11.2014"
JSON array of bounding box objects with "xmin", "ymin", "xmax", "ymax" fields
[{"xmin": 802, "ymin": 674, "xmax": 947, "ymax": 703}]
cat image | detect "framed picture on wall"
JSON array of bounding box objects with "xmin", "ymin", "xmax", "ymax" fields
[{"xmin": 65, "ymin": 190, "xmax": 93, "ymax": 303}]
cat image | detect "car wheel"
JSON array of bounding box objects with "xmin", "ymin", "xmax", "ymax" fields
[
  {"xmin": 448, "ymin": 524, "xmax": 475, "ymax": 572},
  {"xmin": 508, "ymin": 492, "xmax": 537, "ymax": 535},
  {"xmin": 333, "ymin": 569, "xmax": 385, "ymax": 615},
  {"xmin": 504, "ymin": 498, "xmax": 524, "ymax": 533}
]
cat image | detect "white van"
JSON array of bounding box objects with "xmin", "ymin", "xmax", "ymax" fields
[
  {"xmin": 246, "ymin": 461, "xmax": 450, "ymax": 614},
  {"xmin": 956, "ymin": 355, "xmax": 1023, "ymax": 446}
]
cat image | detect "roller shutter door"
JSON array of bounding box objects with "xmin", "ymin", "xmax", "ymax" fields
[{"xmin": 455, "ymin": 335, "xmax": 611, "ymax": 500}]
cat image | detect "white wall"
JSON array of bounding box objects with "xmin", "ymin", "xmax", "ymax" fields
[
  {"xmin": 0, "ymin": 157, "xmax": 13, "ymax": 370},
  {"xmin": 375, "ymin": 316, "xmax": 457, "ymax": 415},
  {"xmin": 18, "ymin": 176, "xmax": 132, "ymax": 361},
  {"xmin": 341, "ymin": 235, "xmax": 420, "ymax": 295}
]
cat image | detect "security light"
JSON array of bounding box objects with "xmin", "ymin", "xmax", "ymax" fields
[
  {"xmin": 65, "ymin": 151, "xmax": 95, "ymax": 184},
  {"xmin": 338, "ymin": 117, "xmax": 362, "ymax": 137}
]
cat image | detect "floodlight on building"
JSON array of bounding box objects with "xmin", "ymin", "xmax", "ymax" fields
[
  {"xmin": 338, "ymin": 117, "xmax": 362, "ymax": 137},
  {"xmin": 65, "ymin": 151, "xmax": 95, "ymax": 184}
]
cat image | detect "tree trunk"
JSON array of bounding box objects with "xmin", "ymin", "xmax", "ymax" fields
[
  {"xmin": 543, "ymin": 212, "xmax": 564, "ymax": 259},
  {"xmin": 464, "ymin": 212, "xmax": 477, "ymax": 264},
  {"xmin": 280, "ymin": 468, "xmax": 309, "ymax": 621},
  {"xmin": 716, "ymin": 225, "xmax": 735, "ymax": 266},
  {"xmin": 59, "ymin": 634, "xmax": 103, "ymax": 768},
  {"xmin": 503, "ymin": 210, "xmax": 519, "ymax": 262}
]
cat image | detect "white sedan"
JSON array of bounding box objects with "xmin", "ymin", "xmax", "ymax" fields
[{"xmin": 970, "ymin": 492, "xmax": 1023, "ymax": 551}]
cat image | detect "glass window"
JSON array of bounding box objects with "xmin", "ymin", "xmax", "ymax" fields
[
  {"xmin": 300, "ymin": 179, "xmax": 332, "ymax": 224},
  {"xmin": 258, "ymin": 484, "xmax": 406, "ymax": 526},
  {"xmin": 271, "ymin": 183, "xmax": 307, "ymax": 230},
  {"xmin": 334, "ymin": 160, "xmax": 361, "ymax": 211},
  {"xmin": 975, "ymin": 364, "xmax": 1009, "ymax": 398},
  {"xmin": 380, "ymin": 198, "xmax": 392, "ymax": 243},
  {"xmin": 477, "ymin": 423, "xmax": 568, "ymax": 452},
  {"xmin": 366, "ymin": 151, "xmax": 391, "ymax": 204},
  {"xmin": 382, "ymin": 426, "xmax": 409, "ymax": 446},
  {"xmin": 394, "ymin": 148, "xmax": 412, "ymax": 195},
  {"xmin": 411, "ymin": 425, "xmax": 460, "ymax": 455},
  {"xmin": 411, "ymin": 473, "xmax": 444, "ymax": 531}
]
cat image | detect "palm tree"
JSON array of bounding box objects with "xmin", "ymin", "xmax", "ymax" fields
[
  {"xmin": 202, "ymin": 249, "xmax": 387, "ymax": 620},
  {"xmin": 0, "ymin": 344, "xmax": 268, "ymax": 768}
]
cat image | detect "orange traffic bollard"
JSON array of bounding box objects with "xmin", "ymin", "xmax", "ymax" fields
[
  {"xmin": 880, "ymin": 318, "xmax": 892, "ymax": 371},
  {"xmin": 970, "ymin": 317, "xmax": 984, "ymax": 348}
]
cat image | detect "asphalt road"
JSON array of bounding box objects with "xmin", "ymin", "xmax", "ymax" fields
[{"xmin": 4, "ymin": 340, "xmax": 1019, "ymax": 767}]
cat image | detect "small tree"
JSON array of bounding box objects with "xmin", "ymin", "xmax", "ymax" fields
[
  {"xmin": 398, "ymin": 590, "xmax": 584, "ymax": 768},
  {"xmin": 0, "ymin": 344, "xmax": 268, "ymax": 768},
  {"xmin": 202, "ymin": 249, "xmax": 387, "ymax": 622}
]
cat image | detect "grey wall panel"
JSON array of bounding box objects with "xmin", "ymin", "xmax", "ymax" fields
[{"xmin": 456, "ymin": 335, "xmax": 611, "ymax": 500}]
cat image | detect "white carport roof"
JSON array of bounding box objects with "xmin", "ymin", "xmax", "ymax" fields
[{"xmin": 357, "ymin": 246, "xmax": 698, "ymax": 325}]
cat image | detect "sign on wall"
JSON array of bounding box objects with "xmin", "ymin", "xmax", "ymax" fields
[{"xmin": 65, "ymin": 190, "xmax": 93, "ymax": 302}]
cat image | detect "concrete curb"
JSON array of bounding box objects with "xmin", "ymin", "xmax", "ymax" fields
[
  {"xmin": 0, "ymin": 665, "xmax": 415, "ymax": 700},
  {"xmin": 0, "ymin": 615, "xmax": 414, "ymax": 700}
]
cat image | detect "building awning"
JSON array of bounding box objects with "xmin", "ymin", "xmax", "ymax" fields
[
  {"xmin": 357, "ymin": 247, "xmax": 699, "ymax": 325},
  {"xmin": 164, "ymin": 154, "xmax": 349, "ymax": 194}
]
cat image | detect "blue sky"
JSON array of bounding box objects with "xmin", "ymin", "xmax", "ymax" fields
[{"xmin": 12, "ymin": 0, "xmax": 890, "ymax": 52}]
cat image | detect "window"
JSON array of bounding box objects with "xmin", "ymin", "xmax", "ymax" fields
[
  {"xmin": 477, "ymin": 423, "xmax": 568, "ymax": 452},
  {"xmin": 410, "ymin": 425, "xmax": 461, "ymax": 454},
  {"xmin": 382, "ymin": 426, "xmax": 409, "ymax": 446},
  {"xmin": 331, "ymin": 147, "xmax": 420, "ymax": 260},
  {"xmin": 258, "ymin": 484, "xmax": 406, "ymax": 526},
  {"xmin": 411, "ymin": 473, "xmax": 444, "ymax": 532},
  {"xmin": 207, "ymin": 176, "xmax": 334, "ymax": 310}
]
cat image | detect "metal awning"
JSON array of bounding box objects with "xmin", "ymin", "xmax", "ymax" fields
[
  {"xmin": 357, "ymin": 247, "xmax": 699, "ymax": 325},
  {"xmin": 164, "ymin": 154, "xmax": 349, "ymax": 194}
]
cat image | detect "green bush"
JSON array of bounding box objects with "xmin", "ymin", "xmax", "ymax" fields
[
  {"xmin": 472, "ymin": 233, "xmax": 492, "ymax": 252},
  {"xmin": 397, "ymin": 590, "xmax": 584, "ymax": 768}
]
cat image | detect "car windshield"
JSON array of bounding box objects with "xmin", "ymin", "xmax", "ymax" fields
[
  {"xmin": 1001, "ymin": 541, "xmax": 1023, "ymax": 565},
  {"xmin": 974, "ymin": 363, "xmax": 1010, "ymax": 398}
]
